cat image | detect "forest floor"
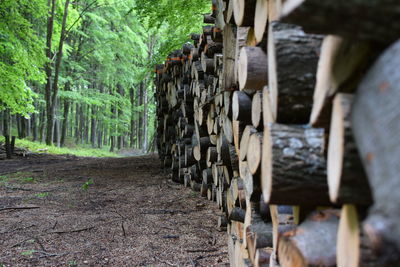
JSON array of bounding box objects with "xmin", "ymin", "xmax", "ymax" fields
[{"xmin": 0, "ymin": 154, "xmax": 228, "ymax": 267}]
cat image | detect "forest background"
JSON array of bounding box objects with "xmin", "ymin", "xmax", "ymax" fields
[{"xmin": 0, "ymin": 0, "xmax": 209, "ymax": 155}]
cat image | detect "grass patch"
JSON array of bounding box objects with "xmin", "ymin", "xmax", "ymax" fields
[
  {"xmin": 0, "ymin": 172, "xmax": 34, "ymax": 186},
  {"xmin": 35, "ymin": 192, "xmax": 50, "ymax": 198},
  {"xmin": 0, "ymin": 137, "xmax": 120, "ymax": 158}
]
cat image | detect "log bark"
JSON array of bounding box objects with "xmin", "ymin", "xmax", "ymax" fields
[
  {"xmin": 233, "ymin": 0, "xmax": 257, "ymax": 26},
  {"xmin": 337, "ymin": 205, "xmax": 380, "ymax": 267},
  {"xmin": 261, "ymin": 124, "xmax": 329, "ymax": 205},
  {"xmin": 327, "ymin": 93, "xmax": 372, "ymax": 204},
  {"xmin": 278, "ymin": 210, "xmax": 339, "ymax": 267},
  {"xmin": 222, "ymin": 24, "xmax": 238, "ymax": 91},
  {"xmin": 281, "ymin": 0, "xmax": 400, "ymax": 44},
  {"xmin": 251, "ymin": 91, "xmax": 263, "ymax": 129},
  {"xmin": 352, "ymin": 40, "xmax": 400, "ymax": 265},
  {"xmin": 267, "ymin": 22, "xmax": 323, "ymax": 123},
  {"xmin": 309, "ymin": 35, "xmax": 374, "ymax": 128},
  {"xmin": 230, "ymin": 207, "xmax": 246, "ymax": 223},
  {"xmin": 239, "ymin": 125, "xmax": 257, "ymax": 161},
  {"xmin": 238, "ymin": 46, "xmax": 268, "ymax": 91},
  {"xmin": 232, "ymin": 91, "xmax": 253, "ymax": 124},
  {"xmin": 247, "ymin": 131, "xmax": 263, "ymax": 175},
  {"xmin": 254, "ymin": 0, "xmax": 269, "ymax": 43}
]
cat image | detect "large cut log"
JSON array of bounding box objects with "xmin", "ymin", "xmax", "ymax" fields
[
  {"xmin": 281, "ymin": 0, "xmax": 400, "ymax": 44},
  {"xmin": 251, "ymin": 91, "xmax": 263, "ymax": 129},
  {"xmin": 254, "ymin": 0, "xmax": 269, "ymax": 43},
  {"xmin": 246, "ymin": 215, "xmax": 273, "ymax": 264},
  {"xmin": 222, "ymin": 24, "xmax": 237, "ymax": 91},
  {"xmin": 267, "ymin": 22, "xmax": 323, "ymax": 123},
  {"xmin": 351, "ymin": 40, "xmax": 400, "ymax": 265},
  {"xmin": 239, "ymin": 125, "xmax": 257, "ymax": 161},
  {"xmin": 278, "ymin": 210, "xmax": 339, "ymax": 267},
  {"xmin": 247, "ymin": 131, "xmax": 263, "ymax": 175},
  {"xmin": 309, "ymin": 35, "xmax": 374, "ymax": 128},
  {"xmin": 235, "ymin": 27, "xmax": 251, "ymax": 88},
  {"xmin": 238, "ymin": 46, "xmax": 268, "ymax": 91},
  {"xmin": 337, "ymin": 205, "xmax": 379, "ymax": 267},
  {"xmin": 233, "ymin": 0, "xmax": 257, "ymax": 26},
  {"xmin": 229, "ymin": 207, "xmax": 246, "ymax": 223},
  {"xmin": 261, "ymin": 124, "xmax": 329, "ymax": 205},
  {"xmin": 232, "ymin": 91, "xmax": 253, "ymax": 124},
  {"xmin": 327, "ymin": 93, "xmax": 372, "ymax": 205},
  {"xmin": 270, "ymin": 205, "xmax": 296, "ymax": 260}
]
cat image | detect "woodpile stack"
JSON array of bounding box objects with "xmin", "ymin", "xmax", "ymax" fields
[{"xmin": 155, "ymin": 1, "xmax": 400, "ymax": 266}]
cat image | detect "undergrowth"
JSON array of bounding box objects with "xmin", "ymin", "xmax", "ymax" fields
[{"xmin": 0, "ymin": 137, "xmax": 120, "ymax": 158}]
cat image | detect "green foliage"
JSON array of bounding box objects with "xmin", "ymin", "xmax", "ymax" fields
[
  {"xmin": 0, "ymin": 136, "xmax": 121, "ymax": 157},
  {"xmin": 0, "ymin": 0, "xmax": 208, "ymax": 153},
  {"xmin": 20, "ymin": 250, "xmax": 36, "ymax": 256},
  {"xmin": 35, "ymin": 192, "xmax": 49, "ymax": 198},
  {"xmin": 81, "ymin": 178, "xmax": 94, "ymax": 191},
  {"xmin": 23, "ymin": 177, "xmax": 35, "ymax": 183},
  {"xmin": 0, "ymin": 0, "xmax": 47, "ymax": 115}
]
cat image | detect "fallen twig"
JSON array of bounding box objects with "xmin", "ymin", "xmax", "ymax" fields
[
  {"xmin": 186, "ymin": 248, "xmax": 218, "ymax": 253},
  {"xmin": 162, "ymin": 235, "xmax": 179, "ymax": 239},
  {"xmin": 51, "ymin": 226, "xmax": 94, "ymax": 234},
  {"xmin": 194, "ymin": 252, "xmax": 227, "ymax": 261},
  {"xmin": 36, "ymin": 251, "xmax": 69, "ymax": 259},
  {"xmin": 0, "ymin": 206, "xmax": 40, "ymax": 212},
  {"xmin": 154, "ymin": 256, "xmax": 177, "ymax": 266}
]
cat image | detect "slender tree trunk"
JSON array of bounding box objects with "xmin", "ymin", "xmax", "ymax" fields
[
  {"xmin": 97, "ymin": 122, "xmax": 103, "ymax": 148},
  {"xmin": 44, "ymin": 0, "xmax": 56, "ymax": 145},
  {"xmin": 129, "ymin": 87, "xmax": 135, "ymax": 147},
  {"xmin": 91, "ymin": 105, "xmax": 97, "ymax": 147},
  {"xmin": 16, "ymin": 115, "xmax": 22, "ymax": 139},
  {"xmin": 26, "ymin": 117, "xmax": 31, "ymax": 138},
  {"xmin": 39, "ymin": 104, "xmax": 46, "ymax": 142},
  {"xmin": 3, "ymin": 109, "xmax": 12, "ymax": 159},
  {"xmin": 45, "ymin": 0, "xmax": 70, "ymax": 145},
  {"xmin": 110, "ymin": 98, "xmax": 117, "ymax": 152},
  {"xmin": 143, "ymin": 82, "xmax": 148, "ymax": 153},
  {"xmin": 53, "ymin": 118, "xmax": 59, "ymax": 145},
  {"xmin": 60, "ymin": 81, "xmax": 71, "ymax": 147},
  {"xmin": 32, "ymin": 111, "xmax": 38, "ymax": 141},
  {"xmin": 137, "ymin": 82, "xmax": 143, "ymax": 149},
  {"xmin": 0, "ymin": 111, "xmax": 3, "ymax": 136}
]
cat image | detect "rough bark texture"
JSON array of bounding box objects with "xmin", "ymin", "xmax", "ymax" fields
[
  {"xmin": 352, "ymin": 40, "xmax": 400, "ymax": 265},
  {"xmin": 327, "ymin": 93, "xmax": 372, "ymax": 204},
  {"xmin": 262, "ymin": 124, "xmax": 329, "ymax": 205},
  {"xmin": 281, "ymin": 0, "xmax": 400, "ymax": 45},
  {"xmin": 222, "ymin": 24, "xmax": 237, "ymax": 91},
  {"xmin": 232, "ymin": 91, "xmax": 252, "ymax": 123},
  {"xmin": 268, "ymin": 22, "xmax": 323, "ymax": 123},
  {"xmin": 238, "ymin": 46, "xmax": 268, "ymax": 91},
  {"xmin": 278, "ymin": 210, "xmax": 339, "ymax": 267},
  {"xmin": 233, "ymin": 0, "xmax": 257, "ymax": 26}
]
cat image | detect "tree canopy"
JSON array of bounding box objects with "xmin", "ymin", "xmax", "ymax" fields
[{"xmin": 0, "ymin": 0, "xmax": 209, "ymax": 152}]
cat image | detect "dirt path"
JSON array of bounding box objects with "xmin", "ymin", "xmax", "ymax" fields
[{"xmin": 0, "ymin": 154, "xmax": 228, "ymax": 266}]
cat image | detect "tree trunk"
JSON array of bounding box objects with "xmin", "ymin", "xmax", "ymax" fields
[
  {"xmin": 60, "ymin": 82, "xmax": 71, "ymax": 147},
  {"xmin": 143, "ymin": 82, "xmax": 148, "ymax": 153},
  {"xmin": 3, "ymin": 109, "xmax": 12, "ymax": 159},
  {"xmin": 278, "ymin": 210, "xmax": 339, "ymax": 267},
  {"xmin": 327, "ymin": 93, "xmax": 372, "ymax": 204},
  {"xmin": 281, "ymin": 0, "xmax": 400, "ymax": 45},
  {"xmin": 261, "ymin": 123, "xmax": 329, "ymax": 205},
  {"xmin": 351, "ymin": 40, "xmax": 400, "ymax": 265},
  {"xmin": 267, "ymin": 22, "xmax": 323, "ymax": 124},
  {"xmin": 44, "ymin": 0, "xmax": 56, "ymax": 145}
]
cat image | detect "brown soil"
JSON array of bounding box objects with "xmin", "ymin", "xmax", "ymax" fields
[{"xmin": 0, "ymin": 154, "xmax": 228, "ymax": 266}]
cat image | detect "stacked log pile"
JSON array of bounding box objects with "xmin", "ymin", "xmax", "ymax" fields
[{"xmin": 155, "ymin": 0, "xmax": 400, "ymax": 266}]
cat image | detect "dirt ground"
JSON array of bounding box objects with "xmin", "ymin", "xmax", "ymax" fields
[{"xmin": 0, "ymin": 154, "xmax": 228, "ymax": 266}]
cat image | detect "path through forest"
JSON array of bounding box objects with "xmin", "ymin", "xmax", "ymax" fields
[{"xmin": 0, "ymin": 154, "xmax": 228, "ymax": 266}]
